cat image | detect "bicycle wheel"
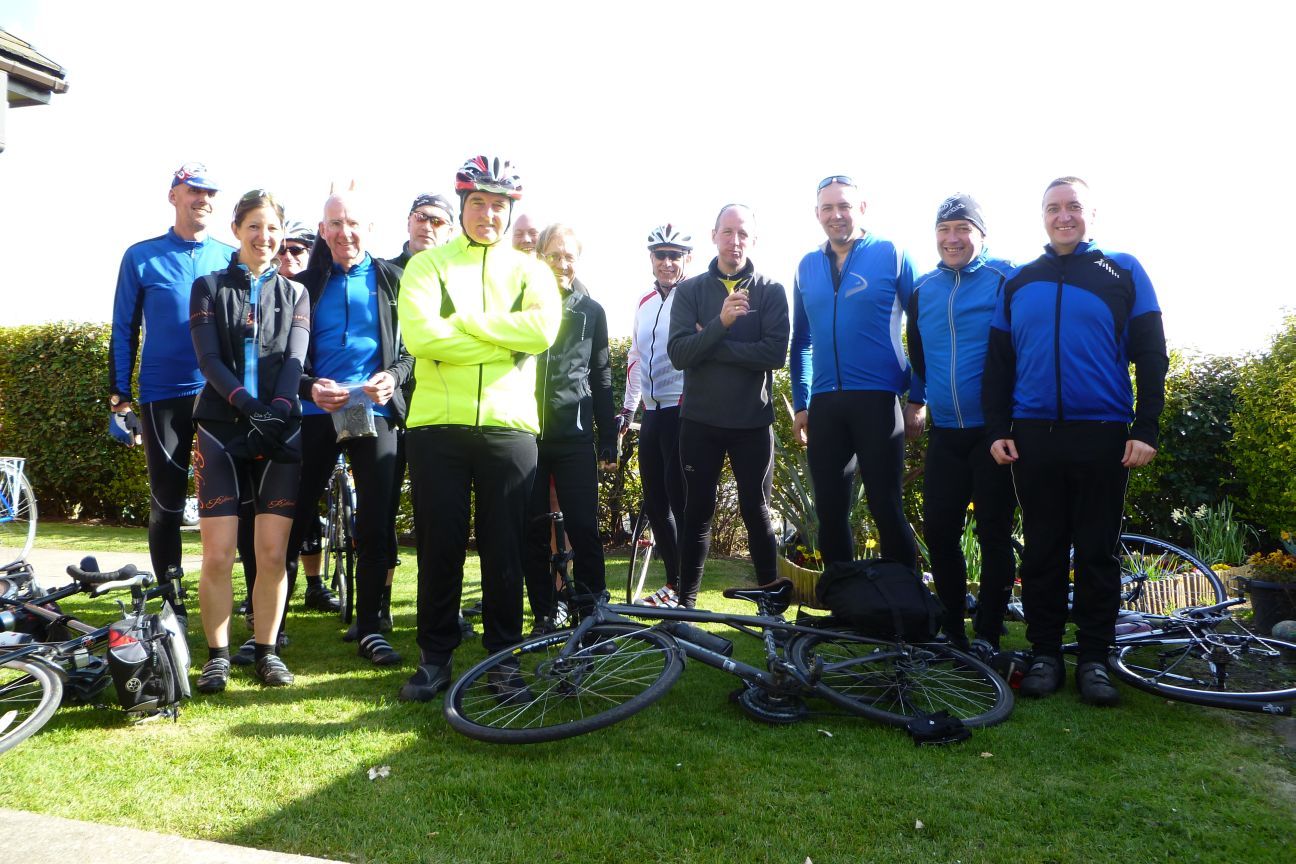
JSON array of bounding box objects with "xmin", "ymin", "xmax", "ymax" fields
[
  {"xmin": 625, "ymin": 513, "xmax": 655, "ymax": 604},
  {"xmin": 445, "ymin": 622, "xmax": 684, "ymax": 744},
  {"xmin": 322, "ymin": 482, "xmax": 350, "ymax": 624},
  {"xmin": 1111, "ymin": 534, "xmax": 1227, "ymax": 613},
  {"xmin": 1110, "ymin": 619, "xmax": 1296, "ymax": 711},
  {"xmin": 788, "ymin": 632, "xmax": 1013, "ymax": 728},
  {"xmin": 340, "ymin": 490, "xmax": 356, "ymax": 624},
  {"xmin": 0, "ymin": 468, "xmax": 37, "ymax": 570},
  {"xmin": 0, "ymin": 658, "xmax": 63, "ymax": 755}
]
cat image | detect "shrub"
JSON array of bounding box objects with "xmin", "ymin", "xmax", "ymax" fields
[
  {"xmin": 1124, "ymin": 351, "xmax": 1243, "ymax": 541},
  {"xmin": 0, "ymin": 323, "xmax": 151, "ymax": 522},
  {"xmin": 1231, "ymin": 314, "xmax": 1296, "ymax": 539}
]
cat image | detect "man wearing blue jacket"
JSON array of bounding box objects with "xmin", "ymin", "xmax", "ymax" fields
[
  {"xmin": 790, "ymin": 176, "xmax": 921, "ymax": 568},
  {"xmin": 907, "ymin": 195, "xmax": 1016, "ymax": 653},
  {"xmin": 984, "ymin": 177, "xmax": 1168, "ymax": 706},
  {"xmin": 110, "ymin": 162, "xmax": 235, "ymax": 586}
]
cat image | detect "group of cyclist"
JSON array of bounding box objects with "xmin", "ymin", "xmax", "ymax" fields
[{"xmin": 110, "ymin": 158, "xmax": 1167, "ymax": 709}]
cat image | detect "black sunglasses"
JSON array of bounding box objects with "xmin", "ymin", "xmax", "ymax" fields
[
  {"xmin": 652, "ymin": 250, "xmax": 685, "ymax": 261},
  {"xmin": 279, "ymin": 245, "xmax": 309, "ymax": 257},
  {"xmin": 817, "ymin": 175, "xmax": 855, "ymax": 191}
]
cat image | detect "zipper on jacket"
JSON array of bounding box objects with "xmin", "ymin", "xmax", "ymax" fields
[
  {"xmin": 948, "ymin": 270, "xmax": 963, "ymax": 427},
  {"xmin": 1054, "ymin": 269, "xmax": 1064, "ymax": 422},
  {"xmin": 647, "ymin": 292, "xmax": 667, "ymax": 406},
  {"xmin": 476, "ymin": 248, "xmax": 487, "ymax": 426},
  {"xmin": 829, "ymin": 250, "xmax": 844, "ymax": 391}
]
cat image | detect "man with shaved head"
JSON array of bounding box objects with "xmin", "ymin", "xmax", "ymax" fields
[
  {"xmin": 511, "ymin": 212, "xmax": 540, "ymax": 255},
  {"xmin": 666, "ymin": 204, "xmax": 789, "ymax": 607},
  {"xmin": 283, "ymin": 190, "xmax": 414, "ymax": 669}
]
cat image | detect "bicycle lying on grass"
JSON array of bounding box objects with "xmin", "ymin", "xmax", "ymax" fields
[
  {"xmin": 444, "ymin": 513, "xmax": 1014, "ymax": 744},
  {"xmin": 982, "ymin": 535, "xmax": 1295, "ymax": 713},
  {"xmin": 0, "ymin": 560, "xmax": 189, "ymax": 755}
]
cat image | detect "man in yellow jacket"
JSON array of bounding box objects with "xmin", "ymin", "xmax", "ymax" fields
[{"xmin": 397, "ymin": 155, "xmax": 561, "ymax": 701}]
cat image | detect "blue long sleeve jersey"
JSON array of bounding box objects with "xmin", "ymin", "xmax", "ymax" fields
[
  {"xmin": 981, "ymin": 240, "xmax": 1169, "ymax": 446},
  {"xmin": 906, "ymin": 251, "xmax": 1015, "ymax": 428},
  {"xmin": 110, "ymin": 228, "xmax": 236, "ymax": 403},
  {"xmin": 790, "ymin": 233, "xmax": 920, "ymax": 412}
]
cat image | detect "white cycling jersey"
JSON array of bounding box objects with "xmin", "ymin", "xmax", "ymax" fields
[{"xmin": 623, "ymin": 283, "xmax": 684, "ymax": 413}]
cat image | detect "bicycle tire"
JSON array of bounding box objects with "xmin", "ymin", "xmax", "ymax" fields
[
  {"xmin": 0, "ymin": 658, "xmax": 63, "ymax": 755},
  {"xmin": 788, "ymin": 632, "xmax": 1013, "ymax": 728},
  {"xmin": 341, "ymin": 490, "xmax": 356, "ymax": 625},
  {"xmin": 1110, "ymin": 620, "xmax": 1296, "ymax": 712},
  {"xmin": 0, "ymin": 469, "xmax": 37, "ymax": 570},
  {"xmin": 1110, "ymin": 534, "xmax": 1227, "ymax": 612},
  {"xmin": 444, "ymin": 622, "xmax": 684, "ymax": 744},
  {"xmin": 626, "ymin": 513, "xmax": 655, "ymax": 604},
  {"xmin": 322, "ymin": 477, "xmax": 350, "ymax": 624}
]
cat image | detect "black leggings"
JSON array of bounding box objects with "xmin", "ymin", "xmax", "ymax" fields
[
  {"xmin": 406, "ymin": 426, "xmax": 537, "ymax": 661},
  {"xmin": 677, "ymin": 420, "xmax": 777, "ymax": 607},
  {"xmin": 807, "ymin": 390, "xmax": 916, "ymax": 569},
  {"xmin": 923, "ymin": 426, "xmax": 1017, "ymax": 643},
  {"xmin": 286, "ymin": 414, "xmax": 399, "ymax": 637},
  {"xmin": 524, "ymin": 436, "xmax": 606, "ymax": 619},
  {"xmin": 1012, "ymin": 421, "xmax": 1129, "ymax": 664},
  {"xmin": 138, "ymin": 396, "xmax": 196, "ymax": 577},
  {"xmin": 638, "ymin": 406, "xmax": 685, "ymax": 589}
]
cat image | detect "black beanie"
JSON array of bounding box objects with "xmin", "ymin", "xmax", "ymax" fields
[{"xmin": 935, "ymin": 194, "xmax": 986, "ymax": 235}]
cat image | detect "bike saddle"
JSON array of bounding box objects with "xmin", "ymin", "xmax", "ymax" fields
[{"xmin": 723, "ymin": 577, "xmax": 794, "ymax": 615}]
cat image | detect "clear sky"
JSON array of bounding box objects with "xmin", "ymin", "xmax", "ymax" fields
[{"xmin": 1, "ymin": 0, "xmax": 1290, "ymax": 357}]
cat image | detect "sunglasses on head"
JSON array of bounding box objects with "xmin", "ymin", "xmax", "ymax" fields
[
  {"xmin": 652, "ymin": 250, "xmax": 685, "ymax": 261},
  {"xmin": 817, "ymin": 175, "xmax": 855, "ymax": 191}
]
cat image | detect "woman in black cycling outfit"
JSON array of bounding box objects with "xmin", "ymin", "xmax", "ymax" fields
[{"xmin": 189, "ymin": 190, "xmax": 310, "ymax": 692}]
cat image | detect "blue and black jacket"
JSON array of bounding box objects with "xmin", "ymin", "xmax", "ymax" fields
[
  {"xmin": 907, "ymin": 250, "xmax": 1015, "ymax": 429},
  {"xmin": 790, "ymin": 232, "xmax": 920, "ymax": 412},
  {"xmin": 982, "ymin": 240, "xmax": 1168, "ymax": 446},
  {"xmin": 110, "ymin": 229, "xmax": 236, "ymax": 403}
]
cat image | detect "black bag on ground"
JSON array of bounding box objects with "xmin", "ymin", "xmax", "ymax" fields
[
  {"xmin": 106, "ymin": 606, "xmax": 190, "ymax": 714},
  {"xmin": 815, "ymin": 559, "xmax": 943, "ymax": 642}
]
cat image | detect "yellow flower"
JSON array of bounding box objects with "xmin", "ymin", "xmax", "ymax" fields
[{"xmin": 865, "ymin": 538, "xmax": 878, "ymax": 550}]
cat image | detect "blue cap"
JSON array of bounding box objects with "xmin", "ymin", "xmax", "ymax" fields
[{"xmin": 171, "ymin": 161, "xmax": 218, "ymax": 191}]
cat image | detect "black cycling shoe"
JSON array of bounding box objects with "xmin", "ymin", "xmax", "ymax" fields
[
  {"xmin": 358, "ymin": 633, "xmax": 403, "ymax": 667},
  {"xmin": 231, "ymin": 637, "xmax": 257, "ymax": 667},
  {"xmin": 303, "ymin": 585, "xmax": 342, "ymax": 613},
  {"xmin": 487, "ymin": 659, "xmax": 535, "ymax": 707},
  {"xmin": 459, "ymin": 615, "xmax": 477, "ymax": 639},
  {"xmin": 343, "ymin": 622, "xmax": 359, "ymax": 642},
  {"xmin": 1076, "ymin": 661, "xmax": 1121, "ymax": 707},
  {"xmin": 399, "ymin": 662, "xmax": 452, "ymax": 702},
  {"xmin": 461, "ymin": 600, "xmax": 483, "ymax": 618},
  {"xmin": 254, "ymin": 653, "xmax": 295, "ymax": 687},
  {"xmin": 1019, "ymin": 654, "xmax": 1064, "ymax": 698},
  {"xmin": 196, "ymin": 658, "xmax": 230, "ymax": 694}
]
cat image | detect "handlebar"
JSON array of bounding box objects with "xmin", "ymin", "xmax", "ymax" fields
[{"xmin": 65, "ymin": 563, "xmax": 155, "ymax": 598}]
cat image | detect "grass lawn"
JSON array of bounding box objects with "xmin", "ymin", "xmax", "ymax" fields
[{"xmin": 4, "ymin": 522, "xmax": 1294, "ymax": 863}]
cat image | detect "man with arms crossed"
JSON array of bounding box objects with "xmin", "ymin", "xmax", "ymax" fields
[
  {"xmin": 667, "ymin": 205, "xmax": 788, "ymax": 608},
  {"xmin": 984, "ymin": 176, "xmax": 1167, "ymax": 706}
]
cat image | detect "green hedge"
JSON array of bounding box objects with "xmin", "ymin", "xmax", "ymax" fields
[
  {"xmin": 0, "ymin": 323, "xmax": 151, "ymax": 522},
  {"xmin": 7, "ymin": 320, "xmax": 1291, "ymax": 559}
]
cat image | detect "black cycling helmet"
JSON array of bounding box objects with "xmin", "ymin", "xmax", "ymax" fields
[{"xmin": 455, "ymin": 155, "xmax": 524, "ymax": 201}]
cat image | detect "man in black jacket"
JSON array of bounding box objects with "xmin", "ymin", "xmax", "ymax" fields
[
  {"xmin": 525, "ymin": 224, "xmax": 617, "ymax": 629},
  {"xmin": 391, "ymin": 193, "xmax": 456, "ymax": 269},
  {"xmin": 667, "ymin": 204, "xmax": 789, "ymax": 607}
]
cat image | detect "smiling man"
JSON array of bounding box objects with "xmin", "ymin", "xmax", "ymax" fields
[
  {"xmin": 511, "ymin": 212, "xmax": 539, "ymax": 255},
  {"xmin": 110, "ymin": 162, "xmax": 234, "ymax": 594},
  {"xmin": 983, "ymin": 176, "xmax": 1168, "ymax": 707},
  {"xmin": 789, "ymin": 176, "xmax": 921, "ymax": 570},
  {"xmin": 397, "ymin": 155, "xmax": 561, "ymax": 701},
  {"xmin": 666, "ymin": 204, "xmax": 789, "ymax": 607},
  {"xmin": 906, "ymin": 194, "xmax": 1017, "ymax": 654}
]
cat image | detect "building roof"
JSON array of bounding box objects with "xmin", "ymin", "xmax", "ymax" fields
[{"xmin": 1, "ymin": 28, "xmax": 70, "ymax": 107}]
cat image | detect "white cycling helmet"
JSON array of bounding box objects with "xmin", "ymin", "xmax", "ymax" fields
[{"xmin": 647, "ymin": 224, "xmax": 692, "ymax": 251}]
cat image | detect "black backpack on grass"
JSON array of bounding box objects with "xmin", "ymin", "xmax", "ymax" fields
[{"xmin": 815, "ymin": 559, "xmax": 943, "ymax": 642}]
